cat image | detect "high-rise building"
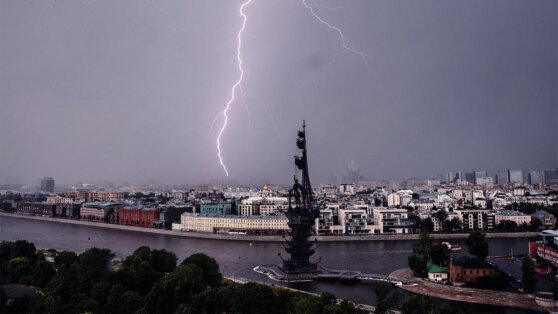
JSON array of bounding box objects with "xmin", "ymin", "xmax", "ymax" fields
[
  {"xmin": 495, "ymin": 170, "xmax": 509, "ymax": 185},
  {"xmin": 544, "ymin": 168, "xmax": 558, "ymax": 187},
  {"xmin": 342, "ymin": 159, "xmax": 360, "ymax": 184},
  {"xmin": 446, "ymin": 171, "xmax": 462, "ymax": 184},
  {"xmin": 471, "ymin": 171, "xmax": 487, "ymax": 185},
  {"xmin": 508, "ymin": 169, "xmax": 523, "ymax": 184},
  {"xmin": 465, "ymin": 172, "xmax": 476, "ymax": 184},
  {"xmin": 40, "ymin": 177, "xmax": 55, "ymax": 193},
  {"xmin": 528, "ymin": 171, "xmax": 543, "ymax": 185}
]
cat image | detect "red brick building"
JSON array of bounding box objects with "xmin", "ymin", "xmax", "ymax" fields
[
  {"xmin": 118, "ymin": 207, "xmax": 160, "ymax": 228},
  {"xmin": 449, "ymin": 256, "xmax": 494, "ymax": 285}
]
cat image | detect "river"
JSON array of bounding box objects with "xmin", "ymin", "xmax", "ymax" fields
[{"xmin": 0, "ymin": 215, "xmax": 531, "ymax": 311}]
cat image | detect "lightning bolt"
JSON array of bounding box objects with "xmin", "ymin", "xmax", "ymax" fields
[
  {"xmin": 216, "ymin": 0, "xmax": 252, "ymax": 177},
  {"xmin": 302, "ymin": 0, "xmax": 367, "ymax": 65}
]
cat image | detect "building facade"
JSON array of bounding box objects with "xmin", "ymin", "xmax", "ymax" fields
[
  {"xmin": 119, "ymin": 207, "xmax": 160, "ymax": 228},
  {"xmin": 179, "ymin": 213, "xmax": 289, "ymax": 234},
  {"xmin": 40, "ymin": 177, "xmax": 55, "ymax": 193}
]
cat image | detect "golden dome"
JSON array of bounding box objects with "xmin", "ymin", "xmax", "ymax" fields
[{"xmin": 263, "ymin": 184, "xmax": 268, "ymax": 190}]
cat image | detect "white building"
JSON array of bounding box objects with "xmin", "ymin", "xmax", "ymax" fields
[
  {"xmin": 494, "ymin": 210, "xmax": 531, "ymax": 226},
  {"xmin": 387, "ymin": 193, "xmax": 401, "ymax": 207}
]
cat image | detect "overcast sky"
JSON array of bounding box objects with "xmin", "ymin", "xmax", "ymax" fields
[{"xmin": 1, "ymin": 0, "xmax": 556, "ymax": 186}]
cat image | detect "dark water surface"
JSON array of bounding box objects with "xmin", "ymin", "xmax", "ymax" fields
[{"xmin": 0, "ymin": 215, "xmax": 530, "ymax": 311}]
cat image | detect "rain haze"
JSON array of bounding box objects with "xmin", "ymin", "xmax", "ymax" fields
[{"xmin": 0, "ymin": 0, "xmax": 556, "ymax": 186}]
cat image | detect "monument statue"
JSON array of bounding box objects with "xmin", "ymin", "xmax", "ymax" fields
[{"xmin": 280, "ymin": 120, "xmax": 321, "ymax": 273}]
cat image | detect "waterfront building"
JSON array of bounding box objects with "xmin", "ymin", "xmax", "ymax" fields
[
  {"xmin": 16, "ymin": 202, "xmax": 56, "ymax": 216},
  {"xmin": 449, "ymin": 256, "xmax": 494, "ymax": 286},
  {"xmin": 315, "ymin": 209, "xmax": 343, "ymax": 235},
  {"xmin": 156, "ymin": 205, "xmax": 193, "ymax": 228},
  {"xmin": 493, "ymin": 210, "xmax": 531, "ymax": 226},
  {"xmin": 528, "ymin": 230, "xmax": 558, "ymax": 270},
  {"xmin": 79, "ymin": 202, "xmax": 118, "ymax": 222},
  {"xmin": 118, "ymin": 206, "xmax": 160, "ymax": 228},
  {"xmin": 454, "ymin": 209, "xmax": 489, "ymax": 231},
  {"xmin": 55, "ymin": 203, "xmax": 80, "ymax": 217},
  {"xmin": 531, "ymin": 211, "xmax": 556, "ymax": 229},
  {"xmin": 178, "ymin": 212, "xmax": 289, "ymax": 234},
  {"xmin": 40, "ymin": 177, "xmax": 55, "ymax": 193},
  {"xmin": 427, "ymin": 261, "xmax": 448, "ymax": 283},
  {"xmin": 338, "ymin": 208, "xmax": 375, "ymax": 234},
  {"xmin": 373, "ymin": 207, "xmax": 412, "ymax": 234}
]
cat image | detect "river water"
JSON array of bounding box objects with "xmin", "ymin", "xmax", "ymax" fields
[{"xmin": 0, "ymin": 215, "xmax": 530, "ymax": 310}]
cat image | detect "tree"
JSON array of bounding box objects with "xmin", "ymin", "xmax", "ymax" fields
[
  {"xmin": 429, "ymin": 242, "xmax": 450, "ymax": 266},
  {"xmin": 496, "ymin": 220, "xmax": 518, "ymax": 232},
  {"xmin": 444, "ymin": 217, "xmax": 462, "ymax": 232},
  {"xmin": 433, "ymin": 210, "xmax": 448, "ymax": 232},
  {"xmin": 6, "ymin": 257, "xmax": 33, "ymax": 284},
  {"xmin": 372, "ymin": 282, "xmax": 401, "ymax": 314},
  {"xmin": 521, "ymin": 256, "xmax": 537, "ymax": 293},
  {"xmin": 530, "ymin": 219, "xmax": 542, "ymax": 231},
  {"xmin": 54, "ymin": 251, "xmax": 78, "ymax": 269},
  {"xmin": 408, "ymin": 253, "xmax": 427, "ymax": 277},
  {"xmin": 415, "ymin": 232, "xmax": 435, "ymax": 260},
  {"xmin": 1, "ymin": 201, "xmax": 13, "ymax": 213},
  {"xmin": 76, "ymin": 247, "xmax": 114, "ymax": 292},
  {"xmin": 466, "ymin": 231, "xmax": 488, "ymax": 260},
  {"xmin": 32, "ymin": 260, "xmax": 56, "ymax": 287},
  {"xmin": 181, "ymin": 253, "xmax": 222, "ymax": 287},
  {"xmin": 144, "ymin": 264, "xmax": 205, "ymax": 313},
  {"xmin": 401, "ymin": 295, "xmax": 441, "ymax": 314},
  {"xmin": 420, "ymin": 217, "xmax": 434, "ymax": 233}
]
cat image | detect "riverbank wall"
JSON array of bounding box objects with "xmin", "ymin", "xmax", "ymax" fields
[{"xmin": 0, "ymin": 212, "xmax": 539, "ymax": 242}]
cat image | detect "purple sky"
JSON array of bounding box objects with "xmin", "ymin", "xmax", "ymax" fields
[{"xmin": 1, "ymin": 0, "xmax": 556, "ymax": 186}]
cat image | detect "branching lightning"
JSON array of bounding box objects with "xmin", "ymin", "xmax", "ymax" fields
[
  {"xmin": 216, "ymin": 0, "xmax": 252, "ymax": 177},
  {"xmin": 302, "ymin": 0, "xmax": 367, "ymax": 65},
  {"xmin": 214, "ymin": 0, "xmax": 366, "ymax": 176}
]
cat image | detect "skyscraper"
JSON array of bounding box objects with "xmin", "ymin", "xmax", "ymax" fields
[
  {"xmin": 40, "ymin": 177, "xmax": 55, "ymax": 193},
  {"xmin": 508, "ymin": 170, "xmax": 523, "ymax": 184},
  {"xmin": 342, "ymin": 159, "xmax": 360, "ymax": 184},
  {"xmin": 544, "ymin": 168, "xmax": 558, "ymax": 187},
  {"xmin": 495, "ymin": 170, "xmax": 509, "ymax": 185},
  {"xmin": 446, "ymin": 171, "xmax": 462, "ymax": 184},
  {"xmin": 528, "ymin": 171, "xmax": 543, "ymax": 186}
]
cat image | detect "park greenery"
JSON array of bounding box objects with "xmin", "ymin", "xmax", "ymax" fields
[
  {"xmin": 407, "ymin": 232, "xmax": 450, "ymax": 277},
  {"xmin": 521, "ymin": 256, "xmax": 537, "ymax": 293},
  {"xmin": 0, "ymin": 240, "xmax": 374, "ymax": 313}
]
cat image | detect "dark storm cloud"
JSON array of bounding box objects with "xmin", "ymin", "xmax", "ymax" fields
[{"xmin": 0, "ymin": 0, "xmax": 556, "ymax": 185}]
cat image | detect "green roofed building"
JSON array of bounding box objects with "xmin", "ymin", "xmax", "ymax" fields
[{"xmin": 427, "ymin": 261, "xmax": 448, "ymax": 283}]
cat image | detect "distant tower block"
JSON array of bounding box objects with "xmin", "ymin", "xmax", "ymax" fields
[{"xmin": 40, "ymin": 177, "xmax": 55, "ymax": 193}]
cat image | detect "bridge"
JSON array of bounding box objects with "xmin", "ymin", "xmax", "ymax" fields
[{"xmin": 254, "ymin": 265, "xmax": 416, "ymax": 286}]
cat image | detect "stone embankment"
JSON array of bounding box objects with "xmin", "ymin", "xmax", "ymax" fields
[
  {"xmin": 0, "ymin": 212, "xmax": 539, "ymax": 242},
  {"xmin": 389, "ymin": 268, "xmax": 546, "ymax": 311}
]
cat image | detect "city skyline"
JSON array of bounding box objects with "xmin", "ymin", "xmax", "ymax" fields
[{"xmin": 1, "ymin": 0, "xmax": 556, "ymax": 186}]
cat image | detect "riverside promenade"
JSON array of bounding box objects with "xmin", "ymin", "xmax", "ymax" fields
[
  {"xmin": 389, "ymin": 268, "xmax": 547, "ymax": 311},
  {"xmin": 0, "ymin": 212, "xmax": 538, "ymax": 242}
]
